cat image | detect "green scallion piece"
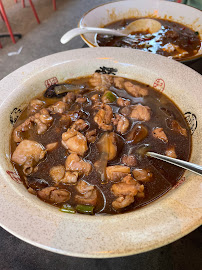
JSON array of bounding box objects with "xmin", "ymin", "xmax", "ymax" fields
[
  {"xmin": 76, "ymin": 204, "xmax": 94, "ymax": 215},
  {"xmin": 195, "ymin": 31, "xmax": 199, "ymax": 35},
  {"xmin": 103, "ymin": 91, "xmax": 117, "ymax": 103},
  {"xmin": 60, "ymin": 204, "xmax": 76, "ymax": 214}
]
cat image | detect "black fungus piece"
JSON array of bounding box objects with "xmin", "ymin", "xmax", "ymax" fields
[
  {"xmin": 26, "ymin": 176, "xmax": 50, "ymax": 190},
  {"xmin": 44, "ymin": 84, "xmax": 85, "ymax": 98}
]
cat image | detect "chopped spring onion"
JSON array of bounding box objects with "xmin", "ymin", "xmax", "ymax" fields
[
  {"xmin": 103, "ymin": 91, "xmax": 117, "ymax": 103},
  {"xmin": 60, "ymin": 204, "xmax": 76, "ymax": 214},
  {"xmin": 76, "ymin": 204, "xmax": 94, "ymax": 215}
]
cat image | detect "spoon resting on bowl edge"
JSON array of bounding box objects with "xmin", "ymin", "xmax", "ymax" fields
[
  {"xmin": 147, "ymin": 152, "xmax": 202, "ymax": 177},
  {"xmin": 60, "ymin": 18, "xmax": 162, "ymax": 44}
]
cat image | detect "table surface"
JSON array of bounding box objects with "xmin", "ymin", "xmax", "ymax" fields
[{"xmin": 0, "ymin": 0, "xmax": 201, "ymax": 269}]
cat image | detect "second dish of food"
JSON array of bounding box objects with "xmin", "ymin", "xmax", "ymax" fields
[{"xmin": 96, "ymin": 18, "xmax": 201, "ymax": 60}]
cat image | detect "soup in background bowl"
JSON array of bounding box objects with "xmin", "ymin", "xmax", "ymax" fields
[
  {"xmin": 96, "ymin": 18, "xmax": 201, "ymax": 61},
  {"xmin": 0, "ymin": 47, "xmax": 201, "ymax": 258},
  {"xmin": 79, "ymin": 0, "xmax": 202, "ymax": 63}
]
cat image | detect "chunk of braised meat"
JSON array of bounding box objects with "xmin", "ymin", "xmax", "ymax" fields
[
  {"xmin": 12, "ymin": 140, "xmax": 46, "ymax": 175},
  {"xmin": 11, "ymin": 140, "xmax": 46, "ymax": 165},
  {"xmin": 14, "ymin": 108, "xmax": 52, "ymax": 142},
  {"xmin": 13, "ymin": 117, "xmax": 34, "ymax": 142},
  {"xmin": 46, "ymin": 142, "xmax": 58, "ymax": 151},
  {"xmin": 94, "ymin": 104, "xmax": 113, "ymax": 131},
  {"xmin": 72, "ymin": 119, "xmax": 88, "ymax": 131},
  {"xmin": 152, "ymin": 127, "xmax": 168, "ymax": 143},
  {"xmin": 114, "ymin": 77, "xmax": 125, "ymax": 89},
  {"xmin": 50, "ymin": 165, "xmax": 65, "ymax": 183},
  {"xmin": 166, "ymin": 119, "xmax": 187, "ymax": 136},
  {"xmin": 112, "ymin": 195, "xmax": 135, "ymax": 210},
  {"xmin": 92, "ymin": 101, "xmax": 103, "ymax": 110},
  {"xmin": 91, "ymin": 94, "xmax": 100, "ymax": 103},
  {"xmin": 123, "ymin": 174, "xmax": 144, "ymax": 188},
  {"xmin": 165, "ymin": 30, "xmax": 179, "ymax": 39},
  {"xmin": 112, "ymin": 114, "xmax": 130, "ymax": 134},
  {"xmin": 97, "ymin": 132, "xmax": 117, "ymax": 161},
  {"xmin": 121, "ymin": 155, "xmax": 137, "ymax": 166},
  {"xmin": 136, "ymin": 191, "xmax": 145, "ymax": 198},
  {"xmin": 62, "ymin": 128, "xmax": 88, "ymax": 156},
  {"xmin": 65, "ymin": 153, "xmax": 91, "ymax": 176},
  {"xmin": 126, "ymin": 124, "xmax": 148, "ymax": 144},
  {"xmin": 117, "ymin": 97, "xmax": 131, "ymax": 107},
  {"xmin": 76, "ymin": 96, "xmax": 87, "ymax": 104},
  {"xmin": 130, "ymin": 104, "xmax": 151, "ymax": 121},
  {"xmin": 124, "ymin": 81, "xmax": 148, "ymax": 97},
  {"xmin": 111, "ymin": 175, "xmax": 144, "ymax": 210},
  {"xmin": 28, "ymin": 99, "xmax": 44, "ymax": 114},
  {"xmin": 76, "ymin": 189, "xmax": 98, "ymax": 206},
  {"xmin": 48, "ymin": 101, "xmax": 67, "ymax": 114},
  {"xmin": 37, "ymin": 187, "xmax": 70, "ymax": 204},
  {"xmin": 76, "ymin": 179, "xmax": 94, "ymax": 194},
  {"xmin": 63, "ymin": 171, "xmax": 79, "ymax": 184},
  {"xmin": 112, "ymin": 175, "xmax": 143, "ymax": 196},
  {"xmin": 85, "ymin": 129, "xmax": 97, "ymax": 143},
  {"xmin": 106, "ymin": 165, "xmax": 130, "ymax": 182},
  {"xmin": 132, "ymin": 168, "xmax": 153, "ymax": 182},
  {"xmin": 75, "ymin": 180, "xmax": 97, "ymax": 206},
  {"xmin": 33, "ymin": 108, "xmax": 53, "ymax": 134},
  {"xmin": 89, "ymin": 73, "xmax": 113, "ymax": 92},
  {"xmin": 119, "ymin": 106, "xmax": 132, "ymax": 117},
  {"xmin": 165, "ymin": 146, "xmax": 177, "ymax": 158},
  {"xmin": 62, "ymin": 92, "xmax": 76, "ymax": 103},
  {"xmin": 50, "ymin": 165, "xmax": 79, "ymax": 184}
]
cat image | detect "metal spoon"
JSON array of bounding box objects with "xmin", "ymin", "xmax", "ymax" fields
[
  {"xmin": 147, "ymin": 152, "xmax": 202, "ymax": 177},
  {"xmin": 60, "ymin": 18, "xmax": 161, "ymax": 44}
]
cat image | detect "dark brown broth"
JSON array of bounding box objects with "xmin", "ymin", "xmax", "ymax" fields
[
  {"xmin": 97, "ymin": 18, "xmax": 201, "ymax": 60},
  {"xmin": 11, "ymin": 76, "xmax": 191, "ymax": 215}
]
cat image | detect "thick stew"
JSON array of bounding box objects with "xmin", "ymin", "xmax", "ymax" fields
[
  {"xmin": 96, "ymin": 18, "xmax": 201, "ymax": 60},
  {"xmin": 11, "ymin": 73, "xmax": 191, "ymax": 215}
]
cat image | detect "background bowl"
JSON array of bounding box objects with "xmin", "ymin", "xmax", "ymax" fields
[
  {"xmin": 0, "ymin": 47, "xmax": 201, "ymax": 258},
  {"xmin": 79, "ymin": 0, "xmax": 202, "ymax": 63}
]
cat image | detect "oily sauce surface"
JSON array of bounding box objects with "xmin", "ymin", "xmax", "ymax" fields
[
  {"xmin": 97, "ymin": 18, "xmax": 201, "ymax": 60},
  {"xmin": 11, "ymin": 75, "xmax": 191, "ymax": 215}
]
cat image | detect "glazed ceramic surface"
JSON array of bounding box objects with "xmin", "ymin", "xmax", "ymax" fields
[
  {"xmin": 79, "ymin": 0, "xmax": 202, "ymax": 63},
  {"xmin": 0, "ymin": 48, "xmax": 201, "ymax": 258}
]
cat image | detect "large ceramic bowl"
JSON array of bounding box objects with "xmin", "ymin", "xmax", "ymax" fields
[
  {"xmin": 0, "ymin": 48, "xmax": 201, "ymax": 258},
  {"xmin": 79, "ymin": 0, "xmax": 202, "ymax": 63}
]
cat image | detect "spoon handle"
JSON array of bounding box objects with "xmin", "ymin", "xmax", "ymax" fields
[
  {"xmin": 147, "ymin": 152, "xmax": 202, "ymax": 177},
  {"xmin": 60, "ymin": 27, "xmax": 126, "ymax": 44}
]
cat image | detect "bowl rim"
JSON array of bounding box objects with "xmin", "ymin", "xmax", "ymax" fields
[
  {"xmin": 78, "ymin": 0, "xmax": 202, "ymax": 63},
  {"xmin": 0, "ymin": 47, "xmax": 202, "ymax": 258}
]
